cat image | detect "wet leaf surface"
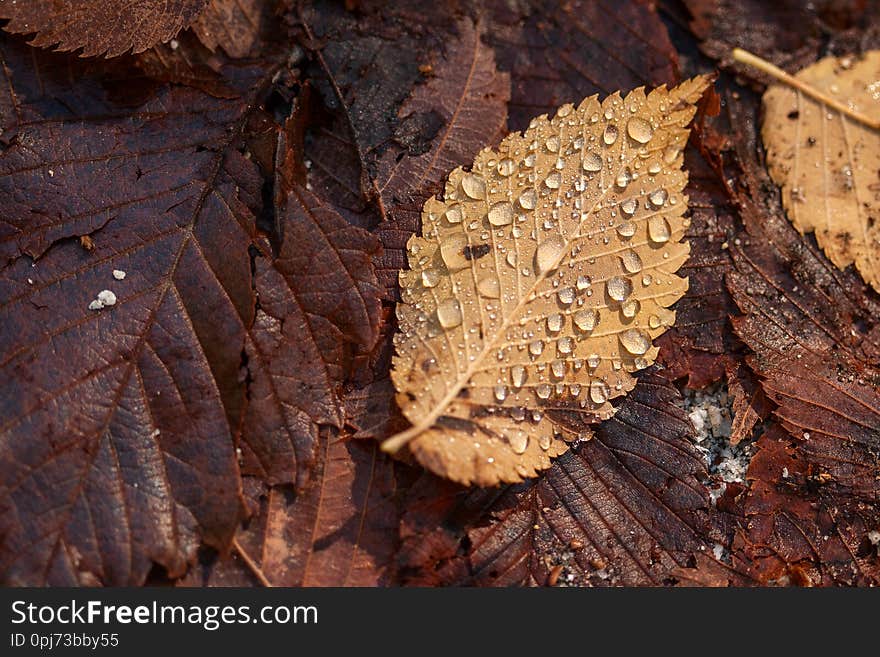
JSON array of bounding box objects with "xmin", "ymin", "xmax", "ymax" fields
[{"xmin": 3, "ymin": 0, "xmax": 880, "ymax": 587}]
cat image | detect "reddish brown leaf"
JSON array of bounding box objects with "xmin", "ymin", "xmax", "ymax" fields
[
  {"xmin": 720, "ymin": 92, "xmax": 880, "ymax": 584},
  {"xmin": 485, "ymin": 0, "xmax": 678, "ymax": 131},
  {"xmin": 0, "ymin": 36, "xmax": 381, "ymax": 585},
  {"xmin": 0, "ymin": 0, "xmax": 210, "ymax": 58},
  {"xmin": 373, "ymin": 17, "xmax": 510, "ymax": 295},
  {"xmin": 397, "ymin": 373, "xmax": 715, "ymax": 586},
  {"xmin": 192, "ymin": 0, "xmax": 269, "ymax": 58},
  {"xmin": 184, "ymin": 432, "xmax": 404, "ymax": 587}
]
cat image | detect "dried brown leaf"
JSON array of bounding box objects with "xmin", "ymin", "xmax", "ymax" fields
[
  {"xmin": 191, "ymin": 0, "xmax": 267, "ymax": 58},
  {"xmin": 386, "ymin": 77, "xmax": 711, "ymax": 485},
  {"xmin": 182, "ymin": 432, "xmax": 403, "ymax": 587},
  {"xmin": 759, "ymin": 51, "xmax": 880, "ymax": 292},
  {"xmin": 0, "ymin": 0, "xmax": 210, "ymax": 58},
  {"xmin": 397, "ymin": 373, "xmax": 715, "ymax": 586},
  {"xmin": 0, "ymin": 37, "xmax": 381, "ymax": 584}
]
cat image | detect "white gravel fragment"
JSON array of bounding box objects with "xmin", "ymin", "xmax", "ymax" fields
[
  {"xmin": 89, "ymin": 289, "xmax": 117, "ymax": 310},
  {"xmin": 112, "ymin": 269, "xmax": 126, "ymax": 280}
]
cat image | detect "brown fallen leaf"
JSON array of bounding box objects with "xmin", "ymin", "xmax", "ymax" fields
[
  {"xmin": 183, "ymin": 431, "xmax": 404, "ymax": 587},
  {"xmin": 192, "ymin": 0, "xmax": 268, "ymax": 58},
  {"xmin": 486, "ymin": 0, "xmax": 680, "ymax": 132},
  {"xmin": 386, "ymin": 76, "xmax": 710, "ymax": 486},
  {"xmin": 722, "ymin": 90, "xmax": 880, "ymax": 584},
  {"xmin": 0, "ymin": 0, "xmax": 211, "ymax": 58},
  {"xmin": 0, "ymin": 35, "xmax": 381, "ymax": 585},
  {"xmin": 741, "ymin": 50, "xmax": 880, "ymax": 292},
  {"xmin": 397, "ymin": 373, "xmax": 716, "ymax": 586}
]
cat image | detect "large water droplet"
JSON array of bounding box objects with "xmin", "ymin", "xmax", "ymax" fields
[
  {"xmin": 523, "ymin": 153, "xmax": 536, "ymax": 168},
  {"xmin": 444, "ymin": 204, "xmax": 463, "ymax": 224},
  {"xmin": 648, "ymin": 188, "xmax": 668, "ymax": 207},
  {"xmin": 648, "ymin": 216, "xmax": 671, "ymax": 243},
  {"xmin": 436, "ymin": 298, "xmax": 462, "ymax": 328},
  {"xmin": 422, "ymin": 268, "xmax": 441, "ymax": 288},
  {"xmin": 576, "ymin": 275, "xmax": 592, "ymax": 290},
  {"xmin": 557, "ymin": 286, "xmax": 576, "ymax": 305},
  {"xmin": 547, "ymin": 313, "xmax": 564, "ymax": 332},
  {"xmin": 519, "ymin": 188, "xmax": 537, "ymax": 210},
  {"xmin": 462, "ymin": 173, "xmax": 486, "ymax": 199},
  {"xmin": 648, "ymin": 314, "xmax": 662, "ymax": 329},
  {"xmin": 535, "ymin": 235, "xmax": 565, "ymax": 274},
  {"xmin": 440, "ymin": 233, "xmax": 469, "ymax": 270},
  {"xmin": 477, "ymin": 276, "xmax": 500, "ymax": 298},
  {"xmin": 663, "ymin": 146, "xmax": 680, "ymax": 164},
  {"xmin": 627, "ymin": 117, "xmax": 653, "ymax": 143},
  {"xmin": 545, "ymin": 171, "xmax": 561, "ymax": 189},
  {"xmin": 511, "ymin": 365, "xmax": 527, "ymax": 388},
  {"xmin": 509, "ymin": 430, "xmax": 529, "ymax": 454},
  {"xmin": 551, "ymin": 359, "xmax": 565, "ymax": 379},
  {"xmin": 583, "ymin": 151, "xmax": 603, "ymax": 172},
  {"xmin": 529, "ymin": 340, "xmax": 545, "ymax": 356},
  {"xmin": 620, "ymin": 198, "xmax": 638, "ymax": 216},
  {"xmin": 620, "ymin": 328, "xmax": 650, "ymax": 355},
  {"xmin": 557, "ymin": 336, "xmax": 573, "ymax": 354},
  {"xmin": 589, "ymin": 380, "xmax": 608, "ymax": 403},
  {"xmin": 573, "ymin": 308, "xmax": 599, "ymax": 331},
  {"xmin": 497, "ymin": 158, "xmax": 516, "ymax": 177},
  {"xmin": 536, "ymin": 383, "xmax": 552, "ymax": 400},
  {"xmin": 587, "ymin": 354, "xmax": 601, "ymax": 368},
  {"xmin": 621, "ymin": 298, "xmax": 640, "ymax": 318},
  {"xmin": 620, "ymin": 250, "xmax": 643, "ymax": 273},
  {"xmin": 617, "ymin": 221, "xmax": 636, "ymax": 238},
  {"xmin": 603, "ymin": 124, "xmax": 619, "ymax": 145},
  {"xmin": 488, "ymin": 201, "xmax": 514, "ymax": 226},
  {"xmin": 545, "ymin": 135, "xmax": 560, "ymax": 152},
  {"xmin": 607, "ymin": 275, "xmax": 633, "ymax": 301},
  {"xmin": 616, "ymin": 167, "xmax": 632, "ymax": 189},
  {"xmin": 494, "ymin": 385, "xmax": 508, "ymax": 402}
]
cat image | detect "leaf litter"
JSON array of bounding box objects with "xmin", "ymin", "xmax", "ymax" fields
[{"xmin": 2, "ymin": 0, "xmax": 880, "ymax": 587}]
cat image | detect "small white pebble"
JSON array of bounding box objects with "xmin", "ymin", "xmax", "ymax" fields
[
  {"xmin": 27, "ymin": 278, "xmax": 33, "ymax": 285},
  {"xmin": 782, "ymin": 467, "xmax": 789, "ymax": 479},
  {"xmin": 97, "ymin": 289, "xmax": 117, "ymax": 306},
  {"xmin": 112, "ymin": 269, "xmax": 126, "ymax": 280},
  {"xmin": 170, "ymin": 39, "xmax": 179, "ymax": 50},
  {"xmin": 48, "ymin": 169, "xmax": 54, "ymax": 177}
]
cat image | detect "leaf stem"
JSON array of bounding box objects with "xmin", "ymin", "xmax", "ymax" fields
[
  {"xmin": 732, "ymin": 48, "xmax": 880, "ymax": 130},
  {"xmin": 233, "ymin": 537, "xmax": 273, "ymax": 587}
]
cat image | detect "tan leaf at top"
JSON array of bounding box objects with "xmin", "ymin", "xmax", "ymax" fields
[
  {"xmin": 385, "ymin": 76, "xmax": 711, "ymax": 486},
  {"xmin": 760, "ymin": 51, "xmax": 880, "ymax": 292}
]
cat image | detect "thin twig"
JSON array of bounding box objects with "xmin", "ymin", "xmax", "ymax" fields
[
  {"xmin": 233, "ymin": 536, "xmax": 273, "ymax": 587},
  {"xmin": 732, "ymin": 48, "xmax": 880, "ymax": 130}
]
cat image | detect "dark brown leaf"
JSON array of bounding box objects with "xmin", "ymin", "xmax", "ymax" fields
[
  {"xmin": 721, "ymin": 92, "xmax": 880, "ymax": 584},
  {"xmin": 397, "ymin": 373, "xmax": 715, "ymax": 586},
  {"xmin": 0, "ymin": 36, "xmax": 381, "ymax": 585},
  {"xmin": 184, "ymin": 431, "xmax": 404, "ymax": 587},
  {"xmin": 485, "ymin": 0, "xmax": 679, "ymax": 132},
  {"xmin": 0, "ymin": 0, "xmax": 210, "ymax": 58},
  {"xmin": 192, "ymin": 0, "xmax": 269, "ymax": 58}
]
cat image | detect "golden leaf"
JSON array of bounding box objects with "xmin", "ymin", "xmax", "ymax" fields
[
  {"xmin": 385, "ymin": 76, "xmax": 711, "ymax": 486},
  {"xmin": 752, "ymin": 50, "xmax": 880, "ymax": 292}
]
